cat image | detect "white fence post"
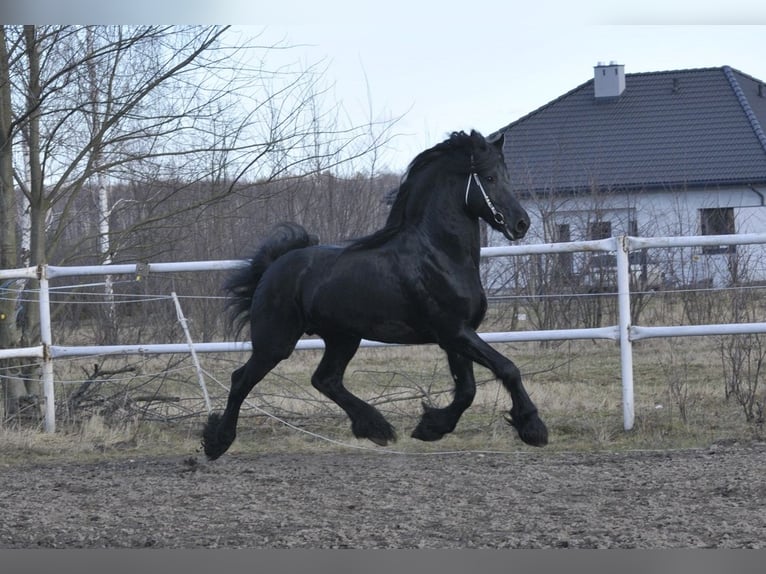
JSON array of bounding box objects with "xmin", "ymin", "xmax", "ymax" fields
[
  {"xmin": 614, "ymin": 236, "xmax": 634, "ymax": 431},
  {"xmin": 171, "ymin": 291, "xmax": 212, "ymax": 413},
  {"xmin": 37, "ymin": 265, "xmax": 56, "ymax": 433}
]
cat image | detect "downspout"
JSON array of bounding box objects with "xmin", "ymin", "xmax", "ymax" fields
[{"xmin": 749, "ymin": 186, "xmax": 765, "ymax": 207}]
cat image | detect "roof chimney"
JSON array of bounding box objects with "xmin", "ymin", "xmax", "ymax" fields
[{"xmin": 594, "ymin": 61, "xmax": 625, "ymax": 99}]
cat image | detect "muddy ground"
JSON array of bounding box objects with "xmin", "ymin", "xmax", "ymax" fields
[{"xmin": 0, "ymin": 442, "xmax": 764, "ymax": 549}]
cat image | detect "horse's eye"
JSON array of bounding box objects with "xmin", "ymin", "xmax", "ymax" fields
[{"xmin": 485, "ymin": 175, "xmax": 495, "ymax": 183}]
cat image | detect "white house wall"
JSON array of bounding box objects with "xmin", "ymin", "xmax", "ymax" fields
[{"xmin": 485, "ymin": 186, "xmax": 766, "ymax": 289}]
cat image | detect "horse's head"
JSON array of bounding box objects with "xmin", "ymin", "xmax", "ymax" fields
[
  {"xmin": 463, "ymin": 131, "xmax": 530, "ymax": 241},
  {"xmin": 368, "ymin": 130, "xmax": 530, "ymax": 249}
]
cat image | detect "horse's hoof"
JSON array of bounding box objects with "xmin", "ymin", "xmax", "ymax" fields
[
  {"xmin": 367, "ymin": 436, "xmax": 390, "ymax": 447},
  {"xmin": 204, "ymin": 449, "xmax": 223, "ymax": 461},
  {"xmin": 351, "ymin": 414, "xmax": 397, "ymax": 446},
  {"xmin": 411, "ymin": 402, "xmax": 451, "ymax": 441},
  {"xmin": 201, "ymin": 412, "xmax": 236, "ymax": 460},
  {"xmin": 202, "ymin": 439, "xmax": 229, "ymax": 461},
  {"xmin": 411, "ymin": 424, "xmax": 445, "ymax": 442},
  {"xmin": 519, "ymin": 422, "xmax": 548, "ymax": 447},
  {"xmin": 506, "ymin": 412, "xmax": 548, "ymax": 447}
]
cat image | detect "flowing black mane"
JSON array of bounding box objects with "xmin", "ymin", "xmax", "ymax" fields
[{"xmin": 349, "ymin": 130, "xmax": 494, "ymax": 250}]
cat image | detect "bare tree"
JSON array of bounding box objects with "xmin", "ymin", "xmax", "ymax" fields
[
  {"xmin": 0, "ymin": 25, "xmax": 396, "ymax": 421},
  {"xmin": 0, "ymin": 26, "xmax": 28, "ymax": 418}
]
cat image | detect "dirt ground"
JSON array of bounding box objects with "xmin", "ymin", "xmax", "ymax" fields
[{"xmin": 0, "ymin": 442, "xmax": 764, "ymax": 549}]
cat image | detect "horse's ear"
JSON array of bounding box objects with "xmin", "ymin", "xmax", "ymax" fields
[{"xmin": 490, "ymin": 132, "xmax": 505, "ymax": 151}]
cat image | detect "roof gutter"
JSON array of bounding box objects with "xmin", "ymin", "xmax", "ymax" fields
[{"xmin": 516, "ymin": 180, "xmax": 766, "ymax": 198}]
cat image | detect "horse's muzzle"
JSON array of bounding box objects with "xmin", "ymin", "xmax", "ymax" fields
[{"xmin": 502, "ymin": 214, "xmax": 530, "ymax": 241}]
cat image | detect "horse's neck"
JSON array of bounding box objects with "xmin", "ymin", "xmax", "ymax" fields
[
  {"xmin": 419, "ymin": 209, "xmax": 483, "ymax": 268},
  {"xmin": 402, "ymin": 172, "xmax": 483, "ymax": 267}
]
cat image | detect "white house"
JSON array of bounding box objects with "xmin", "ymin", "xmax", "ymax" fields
[{"xmin": 490, "ymin": 63, "xmax": 766, "ymax": 289}]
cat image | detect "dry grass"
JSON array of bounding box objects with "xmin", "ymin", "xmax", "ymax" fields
[{"xmin": 2, "ymin": 333, "xmax": 763, "ymax": 465}]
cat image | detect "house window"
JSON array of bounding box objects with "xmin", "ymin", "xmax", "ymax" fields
[
  {"xmin": 555, "ymin": 223, "xmax": 571, "ymax": 242},
  {"xmin": 700, "ymin": 207, "xmax": 735, "ymax": 254},
  {"xmin": 588, "ymin": 220, "xmax": 612, "ymax": 240}
]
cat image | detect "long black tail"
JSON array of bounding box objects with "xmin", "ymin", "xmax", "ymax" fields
[{"xmin": 225, "ymin": 222, "xmax": 318, "ymax": 338}]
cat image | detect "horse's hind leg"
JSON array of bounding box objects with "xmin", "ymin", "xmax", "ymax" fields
[
  {"xmin": 202, "ymin": 313, "xmax": 303, "ymax": 460},
  {"xmin": 202, "ymin": 354, "xmax": 278, "ymax": 460},
  {"xmin": 311, "ymin": 335, "xmax": 397, "ymax": 446},
  {"xmin": 412, "ymin": 352, "xmax": 476, "ymax": 441}
]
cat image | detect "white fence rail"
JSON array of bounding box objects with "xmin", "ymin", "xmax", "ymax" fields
[{"xmin": 2, "ymin": 233, "xmax": 766, "ymax": 434}]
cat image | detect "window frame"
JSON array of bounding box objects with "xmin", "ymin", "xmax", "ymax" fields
[{"xmin": 699, "ymin": 207, "xmax": 735, "ymax": 255}]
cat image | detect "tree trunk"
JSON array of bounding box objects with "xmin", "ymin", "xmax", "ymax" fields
[
  {"xmin": 17, "ymin": 25, "xmax": 43, "ymax": 415},
  {"xmin": 0, "ymin": 26, "xmax": 28, "ymax": 419}
]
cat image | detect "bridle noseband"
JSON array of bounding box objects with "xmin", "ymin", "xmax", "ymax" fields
[{"xmin": 465, "ymin": 159, "xmax": 506, "ymax": 226}]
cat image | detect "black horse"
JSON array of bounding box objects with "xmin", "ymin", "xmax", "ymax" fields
[{"xmin": 202, "ymin": 130, "xmax": 548, "ymax": 460}]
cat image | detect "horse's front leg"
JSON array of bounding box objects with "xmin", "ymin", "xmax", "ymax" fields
[
  {"xmin": 441, "ymin": 328, "xmax": 548, "ymax": 447},
  {"xmin": 311, "ymin": 335, "xmax": 397, "ymax": 446},
  {"xmin": 412, "ymin": 352, "xmax": 476, "ymax": 441}
]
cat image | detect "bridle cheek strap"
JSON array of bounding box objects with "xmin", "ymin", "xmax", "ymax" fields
[{"xmin": 465, "ymin": 172, "xmax": 506, "ymax": 226}]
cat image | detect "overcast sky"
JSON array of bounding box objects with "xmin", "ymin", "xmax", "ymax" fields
[
  {"xmin": 10, "ymin": 0, "xmax": 766, "ymax": 172},
  {"xmin": 229, "ymin": 0, "xmax": 766, "ymax": 171}
]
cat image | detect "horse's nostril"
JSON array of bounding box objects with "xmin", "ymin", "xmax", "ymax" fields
[{"xmin": 516, "ymin": 217, "xmax": 530, "ymax": 235}]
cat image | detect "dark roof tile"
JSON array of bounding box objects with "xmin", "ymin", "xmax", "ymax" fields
[{"xmin": 497, "ymin": 66, "xmax": 766, "ymax": 193}]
